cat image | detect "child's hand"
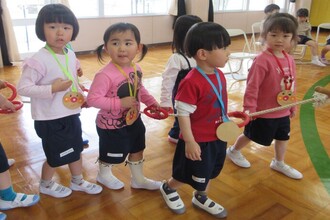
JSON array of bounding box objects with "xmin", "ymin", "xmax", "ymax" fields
[
  {"xmin": 81, "ymin": 101, "xmax": 89, "ymax": 108},
  {"xmin": 120, "ymin": 97, "xmax": 138, "ymax": 108},
  {"xmin": 185, "ymin": 141, "xmax": 202, "ymax": 161},
  {"xmin": 0, "ymin": 98, "xmax": 16, "ymax": 112},
  {"xmin": 77, "ymin": 68, "xmax": 83, "ymax": 77},
  {"xmin": 161, "ymin": 106, "xmax": 173, "ymax": 113},
  {"xmin": 0, "ymin": 80, "xmax": 6, "ymax": 90},
  {"xmin": 51, "ymin": 78, "xmax": 72, "ymax": 93}
]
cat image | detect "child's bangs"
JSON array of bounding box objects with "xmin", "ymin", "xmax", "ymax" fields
[
  {"xmin": 44, "ymin": 12, "xmax": 73, "ymax": 25},
  {"xmin": 269, "ymin": 20, "xmax": 295, "ymax": 34}
]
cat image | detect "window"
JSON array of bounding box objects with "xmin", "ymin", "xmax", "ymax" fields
[
  {"xmin": 7, "ymin": 0, "xmax": 170, "ymax": 58},
  {"xmin": 7, "ymin": 0, "xmax": 290, "ymax": 58},
  {"xmin": 213, "ymin": 0, "xmax": 287, "ymax": 12},
  {"xmin": 68, "ymin": 0, "xmax": 169, "ymax": 17}
]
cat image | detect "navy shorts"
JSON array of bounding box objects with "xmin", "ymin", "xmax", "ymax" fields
[
  {"xmin": 96, "ymin": 116, "xmax": 146, "ymax": 164},
  {"xmin": 172, "ymin": 139, "xmax": 227, "ymax": 191},
  {"xmin": 0, "ymin": 142, "xmax": 9, "ymax": 173},
  {"xmin": 34, "ymin": 114, "xmax": 83, "ymax": 167},
  {"xmin": 298, "ymin": 35, "xmax": 312, "ymax": 44},
  {"xmin": 244, "ymin": 116, "xmax": 290, "ymax": 146}
]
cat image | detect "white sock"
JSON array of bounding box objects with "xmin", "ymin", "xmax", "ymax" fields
[
  {"xmin": 99, "ymin": 163, "xmax": 118, "ymax": 180},
  {"xmin": 230, "ymin": 146, "xmax": 239, "ymax": 153},
  {"xmin": 40, "ymin": 179, "xmax": 54, "ymax": 188},
  {"xmin": 312, "ymin": 56, "xmax": 319, "ymax": 61},
  {"xmin": 71, "ymin": 174, "xmax": 84, "ymax": 185},
  {"xmin": 127, "ymin": 159, "xmax": 146, "ymax": 184},
  {"xmin": 275, "ymin": 159, "xmax": 284, "ymax": 166}
]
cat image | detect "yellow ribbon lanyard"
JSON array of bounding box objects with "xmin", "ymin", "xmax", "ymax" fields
[
  {"xmin": 114, "ymin": 63, "xmax": 138, "ymax": 98},
  {"xmin": 45, "ymin": 44, "xmax": 78, "ymax": 92}
]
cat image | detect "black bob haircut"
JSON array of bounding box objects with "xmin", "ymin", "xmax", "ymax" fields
[
  {"xmin": 296, "ymin": 8, "xmax": 309, "ymax": 17},
  {"xmin": 35, "ymin": 4, "xmax": 79, "ymax": 42},
  {"xmin": 184, "ymin": 22, "xmax": 231, "ymax": 58}
]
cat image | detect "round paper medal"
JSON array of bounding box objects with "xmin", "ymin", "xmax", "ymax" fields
[
  {"xmin": 277, "ymin": 90, "xmax": 296, "ymax": 106},
  {"xmin": 216, "ymin": 121, "xmax": 241, "ymax": 143},
  {"xmin": 62, "ymin": 91, "xmax": 85, "ymax": 109},
  {"xmin": 126, "ymin": 107, "xmax": 138, "ymax": 125}
]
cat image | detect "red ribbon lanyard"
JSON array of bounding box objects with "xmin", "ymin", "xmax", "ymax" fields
[{"xmin": 267, "ymin": 48, "xmax": 293, "ymax": 90}]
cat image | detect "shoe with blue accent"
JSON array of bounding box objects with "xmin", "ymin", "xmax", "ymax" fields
[
  {"xmin": 83, "ymin": 139, "xmax": 89, "ymax": 148},
  {"xmin": 0, "ymin": 193, "xmax": 40, "ymax": 210},
  {"xmin": 0, "ymin": 212, "xmax": 6, "ymax": 220}
]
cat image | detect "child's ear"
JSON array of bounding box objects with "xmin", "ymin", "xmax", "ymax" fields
[
  {"xmin": 103, "ymin": 44, "xmax": 109, "ymax": 53},
  {"xmin": 137, "ymin": 44, "xmax": 143, "ymax": 53},
  {"xmin": 196, "ymin": 49, "xmax": 207, "ymax": 60}
]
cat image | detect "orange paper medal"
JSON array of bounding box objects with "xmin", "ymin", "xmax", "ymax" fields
[
  {"xmin": 126, "ymin": 107, "xmax": 138, "ymax": 125},
  {"xmin": 216, "ymin": 120, "xmax": 241, "ymax": 143},
  {"xmin": 277, "ymin": 90, "xmax": 296, "ymax": 106},
  {"xmin": 62, "ymin": 91, "xmax": 85, "ymax": 109}
]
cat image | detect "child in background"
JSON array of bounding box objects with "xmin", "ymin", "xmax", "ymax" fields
[
  {"xmin": 17, "ymin": 4, "xmax": 102, "ymax": 198},
  {"xmin": 226, "ymin": 13, "xmax": 303, "ymax": 180},
  {"xmin": 87, "ymin": 23, "xmax": 161, "ymax": 191},
  {"xmin": 260, "ymin": 4, "xmax": 280, "ymax": 32},
  {"xmin": 264, "ymin": 3, "xmax": 280, "ymax": 15},
  {"xmin": 160, "ymin": 15, "xmax": 202, "ymax": 144},
  {"xmin": 296, "ymin": 8, "xmax": 325, "ymax": 67},
  {"xmin": 0, "ymin": 81, "xmax": 39, "ymax": 219},
  {"xmin": 254, "ymin": 4, "xmax": 280, "ymax": 51},
  {"xmin": 320, "ymin": 35, "xmax": 330, "ymax": 65},
  {"xmin": 160, "ymin": 22, "xmax": 230, "ymax": 218}
]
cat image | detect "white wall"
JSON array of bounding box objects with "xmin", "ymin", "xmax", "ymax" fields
[
  {"xmin": 71, "ymin": 12, "xmax": 265, "ymax": 53},
  {"xmin": 214, "ymin": 11, "xmax": 264, "ymax": 31},
  {"xmin": 71, "ymin": 15, "xmax": 175, "ymax": 52}
]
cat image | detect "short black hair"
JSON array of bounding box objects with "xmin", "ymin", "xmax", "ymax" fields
[
  {"xmin": 172, "ymin": 15, "xmax": 202, "ymax": 53},
  {"xmin": 296, "ymin": 8, "xmax": 309, "ymax": 17},
  {"xmin": 184, "ymin": 22, "xmax": 230, "ymax": 58},
  {"xmin": 264, "ymin": 4, "xmax": 280, "ymax": 14},
  {"xmin": 35, "ymin": 4, "xmax": 79, "ymax": 42}
]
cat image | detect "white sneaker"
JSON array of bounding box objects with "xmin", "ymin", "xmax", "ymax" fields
[
  {"xmin": 70, "ymin": 180, "xmax": 103, "ymax": 194},
  {"xmin": 7, "ymin": 159, "xmax": 15, "ymax": 167},
  {"xmin": 311, "ymin": 59, "xmax": 326, "ymax": 67},
  {"xmin": 0, "ymin": 193, "xmax": 40, "ymax": 210},
  {"xmin": 320, "ymin": 57, "xmax": 329, "ymax": 65},
  {"xmin": 270, "ymin": 159, "xmax": 303, "ymax": 179},
  {"xmin": 39, "ymin": 182, "xmax": 72, "ymax": 198},
  {"xmin": 0, "ymin": 212, "xmax": 6, "ymax": 220},
  {"xmin": 131, "ymin": 178, "xmax": 162, "ymax": 190},
  {"xmin": 96, "ymin": 173, "xmax": 124, "ymax": 190},
  {"xmin": 160, "ymin": 182, "xmax": 185, "ymax": 214},
  {"xmin": 192, "ymin": 192, "xmax": 227, "ymax": 218},
  {"xmin": 226, "ymin": 147, "xmax": 251, "ymax": 168}
]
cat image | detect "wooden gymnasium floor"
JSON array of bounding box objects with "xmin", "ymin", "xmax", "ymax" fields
[{"xmin": 0, "ymin": 32, "xmax": 329, "ymax": 219}]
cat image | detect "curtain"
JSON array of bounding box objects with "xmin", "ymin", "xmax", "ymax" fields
[
  {"xmin": 0, "ymin": 0, "xmax": 19, "ymax": 65},
  {"xmin": 169, "ymin": 0, "xmax": 214, "ymax": 29},
  {"xmin": 169, "ymin": 0, "xmax": 186, "ymax": 29},
  {"xmin": 208, "ymin": 0, "xmax": 214, "ymax": 22}
]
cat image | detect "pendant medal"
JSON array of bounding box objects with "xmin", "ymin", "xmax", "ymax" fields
[
  {"xmin": 277, "ymin": 90, "xmax": 296, "ymax": 106},
  {"xmin": 216, "ymin": 120, "xmax": 241, "ymax": 143},
  {"xmin": 126, "ymin": 107, "xmax": 138, "ymax": 125},
  {"xmin": 62, "ymin": 91, "xmax": 85, "ymax": 109}
]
